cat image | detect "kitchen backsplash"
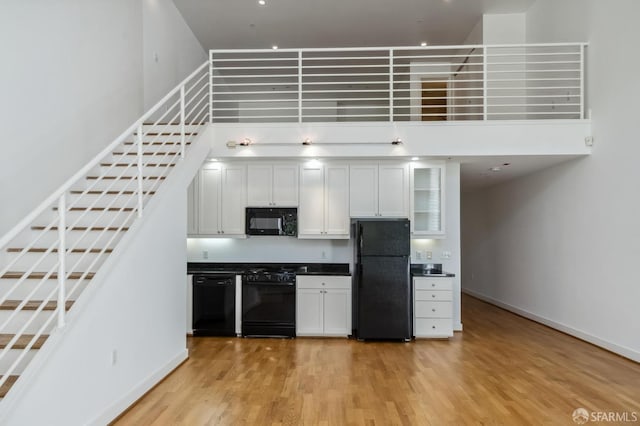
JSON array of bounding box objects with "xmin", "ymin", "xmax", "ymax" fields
[
  {"xmin": 187, "ymin": 237, "xmax": 455, "ymax": 270},
  {"xmin": 187, "ymin": 237, "xmax": 352, "ymax": 263}
]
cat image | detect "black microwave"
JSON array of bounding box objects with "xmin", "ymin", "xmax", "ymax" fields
[{"xmin": 245, "ymin": 207, "xmax": 297, "ymax": 236}]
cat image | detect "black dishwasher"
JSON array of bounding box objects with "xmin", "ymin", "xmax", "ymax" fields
[{"xmin": 192, "ymin": 274, "xmax": 236, "ymax": 336}]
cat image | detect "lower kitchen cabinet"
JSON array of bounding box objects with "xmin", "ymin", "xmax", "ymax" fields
[
  {"xmin": 296, "ymin": 275, "xmax": 351, "ymax": 337},
  {"xmin": 413, "ymin": 277, "xmax": 454, "ymax": 338}
]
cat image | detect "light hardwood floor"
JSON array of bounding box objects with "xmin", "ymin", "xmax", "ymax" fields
[{"xmin": 113, "ymin": 295, "xmax": 640, "ymax": 425}]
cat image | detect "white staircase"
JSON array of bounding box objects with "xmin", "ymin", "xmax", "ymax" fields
[{"xmin": 0, "ymin": 61, "xmax": 210, "ymax": 401}]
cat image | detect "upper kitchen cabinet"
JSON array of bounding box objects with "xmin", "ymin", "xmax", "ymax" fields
[
  {"xmin": 349, "ymin": 162, "xmax": 409, "ymax": 218},
  {"xmin": 197, "ymin": 162, "xmax": 247, "ymax": 237},
  {"xmin": 247, "ymin": 163, "xmax": 298, "ymax": 207},
  {"xmin": 410, "ymin": 162, "xmax": 445, "ymax": 237},
  {"xmin": 299, "ymin": 162, "xmax": 350, "ymax": 239}
]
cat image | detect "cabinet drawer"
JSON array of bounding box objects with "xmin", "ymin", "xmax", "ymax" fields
[
  {"xmin": 414, "ymin": 278, "xmax": 452, "ymax": 291},
  {"xmin": 296, "ymin": 275, "xmax": 351, "ymax": 290},
  {"xmin": 415, "ymin": 301, "xmax": 453, "ymax": 319},
  {"xmin": 415, "ymin": 318, "xmax": 453, "ymax": 337},
  {"xmin": 415, "ymin": 290, "xmax": 452, "ymax": 301}
]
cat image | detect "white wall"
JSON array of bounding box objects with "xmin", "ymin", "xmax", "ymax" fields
[
  {"xmin": 462, "ymin": 0, "xmax": 640, "ymax": 361},
  {"xmin": 0, "ymin": 0, "xmax": 206, "ymax": 238},
  {"xmin": 0, "ymin": 0, "xmax": 144, "ymax": 237},
  {"xmin": 142, "ymin": 0, "xmax": 207, "ymax": 110}
]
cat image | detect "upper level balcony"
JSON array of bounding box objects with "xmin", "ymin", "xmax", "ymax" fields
[{"xmin": 209, "ymin": 43, "xmax": 587, "ymax": 124}]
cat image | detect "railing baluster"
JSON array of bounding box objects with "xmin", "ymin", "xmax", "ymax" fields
[
  {"xmin": 209, "ymin": 51, "xmax": 214, "ymax": 124},
  {"xmin": 298, "ymin": 51, "xmax": 303, "ymax": 123},
  {"xmin": 57, "ymin": 194, "xmax": 66, "ymax": 328},
  {"xmin": 180, "ymin": 85, "xmax": 186, "ymax": 159},
  {"xmin": 483, "ymin": 46, "xmax": 488, "ymax": 121},
  {"xmin": 580, "ymin": 44, "xmax": 585, "ymax": 119},
  {"xmin": 389, "ymin": 49, "xmax": 394, "ymax": 122},
  {"xmin": 137, "ymin": 124, "xmax": 144, "ymax": 218}
]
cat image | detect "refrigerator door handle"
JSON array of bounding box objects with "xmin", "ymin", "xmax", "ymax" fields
[
  {"xmin": 358, "ymin": 225, "xmax": 363, "ymax": 253},
  {"xmin": 358, "ymin": 264, "xmax": 363, "ymax": 288}
]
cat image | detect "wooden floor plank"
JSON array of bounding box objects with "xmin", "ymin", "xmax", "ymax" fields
[{"xmin": 112, "ymin": 294, "xmax": 640, "ymax": 425}]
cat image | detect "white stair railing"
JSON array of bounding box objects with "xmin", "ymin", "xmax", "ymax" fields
[
  {"xmin": 0, "ymin": 61, "xmax": 210, "ymax": 395},
  {"xmin": 209, "ymin": 43, "xmax": 587, "ymax": 123}
]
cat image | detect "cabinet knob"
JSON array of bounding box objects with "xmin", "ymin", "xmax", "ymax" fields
[
  {"xmin": 432, "ymin": 309, "xmax": 436, "ymax": 312},
  {"xmin": 432, "ymin": 284, "xmax": 435, "ymax": 287},
  {"xmin": 432, "ymin": 294, "xmax": 436, "ymax": 298},
  {"xmin": 432, "ymin": 326, "xmax": 436, "ymax": 329},
  {"xmin": 322, "ymin": 282, "xmax": 325, "ymax": 286}
]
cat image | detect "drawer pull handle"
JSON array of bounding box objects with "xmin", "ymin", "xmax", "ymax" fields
[{"xmin": 432, "ymin": 295, "xmax": 436, "ymax": 298}]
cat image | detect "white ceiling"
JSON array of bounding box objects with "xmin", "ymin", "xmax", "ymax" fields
[
  {"xmin": 457, "ymin": 155, "xmax": 583, "ymax": 191},
  {"xmin": 173, "ymin": 0, "xmax": 536, "ymax": 50},
  {"xmin": 173, "ymin": 0, "xmax": 576, "ymax": 192}
]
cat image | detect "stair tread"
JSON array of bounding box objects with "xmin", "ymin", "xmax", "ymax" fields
[
  {"xmin": 0, "ymin": 300, "xmax": 74, "ymax": 311},
  {"xmin": 69, "ymin": 190, "xmax": 154, "ymax": 195},
  {"xmin": 1, "ymin": 272, "xmax": 95, "ymax": 280},
  {"xmin": 100, "ymin": 163, "xmax": 176, "ymax": 167},
  {"xmin": 86, "ymin": 176, "xmax": 166, "ymax": 180},
  {"xmin": 0, "ymin": 334, "xmax": 48, "ymax": 350},
  {"xmin": 123, "ymin": 141, "xmax": 193, "ymax": 146},
  {"xmin": 53, "ymin": 206, "xmax": 135, "ymax": 211},
  {"xmin": 112, "ymin": 152, "xmax": 179, "ymax": 156},
  {"xmin": 0, "ymin": 376, "xmax": 19, "ymax": 399},
  {"xmin": 31, "ymin": 226, "xmax": 130, "ymax": 231},
  {"xmin": 7, "ymin": 248, "xmax": 113, "ymax": 254}
]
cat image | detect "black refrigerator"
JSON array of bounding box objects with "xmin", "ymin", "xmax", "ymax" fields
[{"xmin": 352, "ymin": 218, "xmax": 412, "ymax": 340}]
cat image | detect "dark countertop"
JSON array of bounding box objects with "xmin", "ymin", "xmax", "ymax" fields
[
  {"xmin": 187, "ymin": 262, "xmax": 351, "ymax": 276},
  {"xmin": 410, "ymin": 263, "xmax": 456, "ymax": 278}
]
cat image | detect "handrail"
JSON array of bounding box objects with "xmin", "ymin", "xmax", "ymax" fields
[{"xmin": 0, "ymin": 60, "xmax": 209, "ymax": 250}]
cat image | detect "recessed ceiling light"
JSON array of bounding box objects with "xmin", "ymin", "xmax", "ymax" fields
[
  {"xmin": 490, "ymin": 166, "xmax": 501, "ymax": 172},
  {"xmin": 208, "ymin": 158, "xmax": 218, "ymax": 162},
  {"xmin": 272, "ymin": 45, "xmax": 278, "ymax": 50},
  {"xmin": 420, "ymin": 42, "xmax": 428, "ymax": 47},
  {"xmin": 258, "ymin": 0, "xmax": 266, "ymax": 5},
  {"xmin": 411, "ymin": 157, "xmax": 419, "ymax": 161}
]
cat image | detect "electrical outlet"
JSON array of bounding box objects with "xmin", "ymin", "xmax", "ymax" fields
[
  {"xmin": 426, "ymin": 251, "xmax": 432, "ymax": 260},
  {"xmin": 203, "ymin": 251, "xmax": 209, "ymax": 259},
  {"xmin": 321, "ymin": 250, "xmax": 327, "ymax": 259},
  {"xmin": 442, "ymin": 251, "xmax": 452, "ymax": 259},
  {"xmin": 415, "ymin": 251, "xmax": 423, "ymax": 260}
]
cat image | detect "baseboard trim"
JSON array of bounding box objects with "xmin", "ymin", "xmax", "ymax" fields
[
  {"xmin": 89, "ymin": 349, "xmax": 188, "ymax": 425},
  {"xmin": 462, "ymin": 289, "xmax": 640, "ymax": 363}
]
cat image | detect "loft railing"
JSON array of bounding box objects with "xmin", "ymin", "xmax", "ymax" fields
[
  {"xmin": 0, "ymin": 61, "xmax": 210, "ymax": 393},
  {"xmin": 209, "ymin": 43, "xmax": 587, "ymax": 123}
]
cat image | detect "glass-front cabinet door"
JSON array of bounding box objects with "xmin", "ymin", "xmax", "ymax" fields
[{"xmin": 410, "ymin": 162, "xmax": 445, "ymax": 237}]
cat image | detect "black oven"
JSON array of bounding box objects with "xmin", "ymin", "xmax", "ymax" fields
[
  {"xmin": 241, "ymin": 269, "xmax": 296, "ymax": 337},
  {"xmin": 245, "ymin": 207, "xmax": 297, "ymax": 236}
]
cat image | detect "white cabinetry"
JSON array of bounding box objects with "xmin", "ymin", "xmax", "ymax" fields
[
  {"xmin": 413, "ymin": 277, "xmax": 453, "ymax": 338},
  {"xmin": 247, "ymin": 163, "xmax": 298, "ymax": 207},
  {"xmin": 410, "ymin": 162, "xmax": 445, "ymax": 236},
  {"xmin": 296, "ymin": 275, "xmax": 351, "ymax": 337},
  {"xmin": 197, "ymin": 162, "xmax": 246, "ymax": 237},
  {"xmin": 299, "ymin": 163, "xmax": 349, "ymax": 239},
  {"xmin": 349, "ymin": 162, "xmax": 409, "ymax": 218}
]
